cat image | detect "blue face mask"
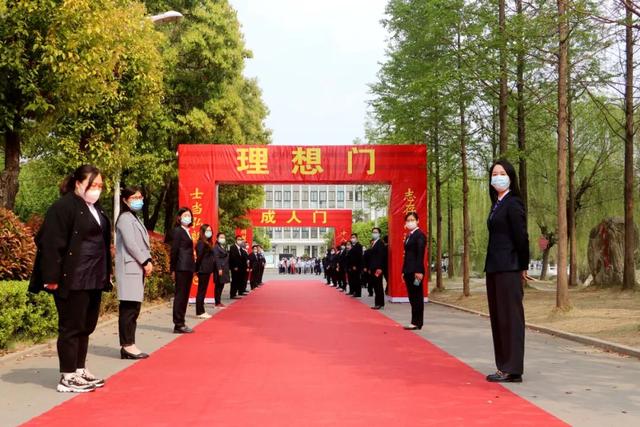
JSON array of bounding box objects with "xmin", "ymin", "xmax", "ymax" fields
[
  {"xmin": 491, "ymin": 175, "xmax": 510, "ymax": 192},
  {"xmin": 372, "ymin": 232, "xmax": 380, "ymax": 240},
  {"xmin": 181, "ymin": 216, "xmax": 192, "ymax": 226},
  {"xmin": 129, "ymin": 199, "xmax": 144, "ymax": 212},
  {"xmin": 204, "ymin": 230, "xmax": 213, "ymax": 239}
]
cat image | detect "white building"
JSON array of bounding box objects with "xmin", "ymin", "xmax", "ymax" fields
[{"xmin": 259, "ymin": 184, "xmax": 386, "ymax": 262}]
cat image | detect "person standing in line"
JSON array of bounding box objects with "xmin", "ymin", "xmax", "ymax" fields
[
  {"xmin": 382, "ymin": 235, "xmax": 389, "ymax": 294},
  {"xmin": 115, "ymin": 186, "xmax": 152, "ymax": 360},
  {"xmin": 229, "ymin": 236, "xmax": 245, "ymax": 299},
  {"xmin": 256, "ymin": 245, "xmax": 266, "ymax": 286},
  {"xmin": 323, "ymin": 250, "xmax": 332, "ymax": 285},
  {"xmin": 337, "ymin": 242, "xmax": 348, "ymax": 292},
  {"xmin": 402, "ymin": 212, "xmax": 427, "ymax": 330},
  {"xmin": 212, "ymin": 232, "xmax": 230, "ymax": 308},
  {"xmin": 484, "ymin": 160, "xmax": 530, "ymax": 383},
  {"xmin": 347, "ymin": 234, "xmax": 363, "ymax": 297},
  {"xmin": 368, "ymin": 227, "xmax": 387, "ymax": 310},
  {"xmin": 239, "ymin": 240, "xmax": 250, "ymax": 293},
  {"xmin": 195, "ymin": 224, "xmax": 215, "ymax": 319},
  {"xmin": 170, "ymin": 208, "xmax": 195, "ymax": 334},
  {"xmin": 362, "ymin": 242, "xmax": 373, "ymax": 297},
  {"xmin": 248, "ymin": 244, "xmax": 260, "ymax": 289},
  {"xmin": 29, "ymin": 165, "xmax": 111, "ymax": 393},
  {"xmin": 329, "ymin": 247, "xmax": 340, "ymax": 286}
]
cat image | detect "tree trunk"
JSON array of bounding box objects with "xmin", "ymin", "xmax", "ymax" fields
[
  {"xmin": 434, "ymin": 121, "xmax": 444, "ymax": 290},
  {"xmin": 0, "ymin": 125, "xmax": 21, "ymax": 210},
  {"xmin": 498, "ymin": 0, "xmax": 508, "ymax": 156},
  {"xmin": 491, "ymin": 104, "xmax": 498, "ymax": 162},
  {"xmin": 540, "ymin": 247, "xmax": 551, "ymax": 281},
  {"xmin": 143, "ymin": 182, "xmax": 169, "ymax": 231},
  {"xmin": 623, "ymin": 4, "xmax": 636, "ymax": 290},
  {"xmin": 447, "ymin": 186, "xmax": 455, "ymax": 278},
  {"xmin": 556, "ymin": 0, "xmax": 570, "ymax": 308},
  {"xmin": 516, "ymin": 0, "xmax": 528, "ymax": 214},
  {"xmin": 568, "ymin": 92, "xmax": 578, "ymax": 287},
  {"xmin": 163, "ymin": 177, "xmax": 178, "ymax": 242},
  {"xmin": 458, "ymin": 26, "xmax": 470, "ymax": 296}
]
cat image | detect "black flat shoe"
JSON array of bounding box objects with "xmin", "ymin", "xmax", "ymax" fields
[
  {"xmin": 403, "ymin": 325, "xmax": 421, "ymax": 330},
  {"xmin": 121, "ymin": 348, "xmax": 150, "ymax": 360},
  {"xmin": 230, "ymin": 296, "xmax": 242, "ymax": 299},
  {"xmin": 486, "ymin": 372, "xmax": 522, "ymax": 383},
  {"xmin": 173, "ymin": 325, "xmax": 194, "ymax": 334},
  {"xmin": 370, "ymin": 306, "xmax": 383, "ymax": 310}
]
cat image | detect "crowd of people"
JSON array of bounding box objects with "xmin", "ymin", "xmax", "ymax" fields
[
  {"xmin": 28, "ymin": 157, "xmax": 530, "ymax": 393},
  {"xmin": 278, "ymin": 257, "xmax": 322, "ymax": 275}
]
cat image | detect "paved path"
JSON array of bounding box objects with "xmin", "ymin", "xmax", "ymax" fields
[{"xmin": 0, "ymin": 273, "xmax": 638, "ymax": 426}]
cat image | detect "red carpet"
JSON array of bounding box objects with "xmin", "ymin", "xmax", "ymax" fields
[{"xmin": 25, "ymin": 281, "xmax": 566, "ymax": 426}]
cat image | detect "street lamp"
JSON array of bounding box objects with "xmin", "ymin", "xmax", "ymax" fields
[
  {"xmin": 112, "ymin": 10, "xmax": 183, "ymax": 238},
  {"xmin": 150, "ymin": 10, "xmax": 183, "ymax": 24}
]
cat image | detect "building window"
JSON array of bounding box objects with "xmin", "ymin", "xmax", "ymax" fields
[
  {"xmin": 302, "ymin": 190, "xmax": 309, "ymax": 202},
  {"xmin": 293, "ymin": 190, "xmax": 299, "ymax": 203},
  {"xmin": 284, "ymin": 191, "xmax": 291, "ymax": 203},
  {"xmin": 311, "ymin": 228, "xmax": 318, "ymax": 238},
  {"xmin": 310, "ymin": 191, "xmax": 318, "ymax": 202},
  {"xmin": 329, "ymin": 191, "xmax": 335, "ymax": 201},
  {"xmin": 347, "ymin": 191, "xmax": 353, "ymax": 201},
  {"xmin": 292, "ymin": 228, "xmax": 300, "ymax": 238},
  {"xmin": 337, "ymin": 191, "xmax": 344, "ymax": 202},
  {"xmin": 266, "ymin": 191, "xmax": 273, "ymax": 202},
  {"xmin": 355, "ymin": 191, "xmax": 362, "ymax": 201},
  {"xmin": 302, "ymin": 227, "xmax": 309, "ymax": 238},
  {"xmin": 275, "ymin": 191, "xmax": 282, "ymax": 202}
]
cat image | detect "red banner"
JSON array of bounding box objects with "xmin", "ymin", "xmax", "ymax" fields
[{"xmin": 179, "ymin": 144, "xmax": 428, "ymax": 302}]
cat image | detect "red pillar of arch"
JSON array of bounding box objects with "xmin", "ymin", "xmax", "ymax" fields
[{"xmin": 178, "ymin": 145, "xmax": 427, "ymax": 303}]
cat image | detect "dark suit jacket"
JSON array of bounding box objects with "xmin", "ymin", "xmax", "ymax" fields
[
  {"xmin": 170, "ymin": 227, "xmax": 195, "ymax": 273},
  {"xmin": 229, "ymin": 244, "xmax": 246, "ymax": 271},
  {"xmin": 346, "ymin": 243, "xmax": 363, "ymax": 271},
  {"xmin": 402, "ymin": 228, "xmax": 427, "ymax": 276},
  {"xmin": 484, "ymin": 193, "xmax": 530, "ymax": 273},
  {"xmin": 367, "ymin": 239, "xmax": 387, "ymax": 272},
  {"xmin": 29, "ymin": 192, "xmax": 112, "ymax": 298},
  {"xmin": 212, "ymin": 243, "xmax": 230, "ymax": 283},
  {"xmin": 195, "ymin": 240, "xmax": 215, "ymax": 274},
  {"xmin": 248, "ymin": 252, "xmax": 260, "ymax": 270}
]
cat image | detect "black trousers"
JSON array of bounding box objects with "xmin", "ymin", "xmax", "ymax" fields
[
  {"xmin": 403, "ymin": 274, "xmax": 424, "ymax": 328},
  {"xmin": 173, "ymin": 271, "xmax": 193, "ymax": 327},
  {"xmin": 250, "ymin": 269, "xmax": 259, "ymax": 289},
  {"xmin": 212, "ymin": 273, "xmax": 225, "ymax": 304},
  {"xmin": 119, "ymin": 300, "xmax": 142, "ymax": 346},
  {"xmin": 230, "ymin": 269, "xmax": 242, "ymax": 297},
  {"xmin": 54, "ymin": 290, "xmax": 102, "ymax": 373},
  {"xmin": 240, "ymin": 270, "xmax": 249, "ymax": 293},
  {"xmin": 486, "ymin": 272, "xmax": 525, "ymax": 375},
  {"xmin": 196, "ymin": 273, "xmax": 211, "ymax": 315},
  {"xmin": 372, "ymin": 273, "xmax": 385, "ymax": 307},
  {"xmin": 348, "ymin": 270, "xmax": 361, "ymax": 296}
]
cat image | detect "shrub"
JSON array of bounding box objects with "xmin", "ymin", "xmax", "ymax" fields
[
  {"xmin": 0, "ymin": 209, "xmax": 36, "ymax": 280},
  {"xmin": 0, "ymin": 281, "xmax": 57, "ymax": 349}
]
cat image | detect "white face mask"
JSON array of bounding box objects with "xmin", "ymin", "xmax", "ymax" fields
[
  {"xmin": 491, "ymin": 175, "xmax": 510, "ymax": 192},
  {"xmin": 406, "ymin": 220, "xmax": 418, "ymax": 230},
  {"xmin": 78, "ymin": 182, "xmax": 101, "ymax": 204}
]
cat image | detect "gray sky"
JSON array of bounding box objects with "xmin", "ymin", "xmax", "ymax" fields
[{"xmin": 230, "ymin": 0, "xmax": 388, "ymax": 146}]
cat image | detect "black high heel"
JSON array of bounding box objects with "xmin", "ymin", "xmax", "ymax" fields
[{"xmin": 120, "ymin": 348, "xmax": 149, "ymax": 360}]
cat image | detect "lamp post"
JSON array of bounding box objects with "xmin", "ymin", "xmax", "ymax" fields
[{"xmin": 112, "ymin": 10, "xmax": 183, "ymax": 239}]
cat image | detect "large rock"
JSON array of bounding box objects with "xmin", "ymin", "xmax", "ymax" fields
[{"xmin": 587, "ymin": 218, "xmax": 639, "ymax": 287}]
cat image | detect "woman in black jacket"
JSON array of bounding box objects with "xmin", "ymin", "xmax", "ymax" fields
[
  {"xmin": 170, "ymin": 207, "xmax": 196, "ymax": 334},
  {"xmin": 401, "ymin": 211, "xmax": 427, "ymax": 330},
  {"xmin": 195, "ymin": 224, "xmax": 215, "ymax": 318},
  {"xmin": 212, "ymin": 232, "xmax": 230, "ymax": 308},
  {"xmin": 484, "ymin": 160, "xmax": 530, "ymax": 383},
  {"xmin": 29, "ymin": 165, "xmax": 111, "ymax": 393}
]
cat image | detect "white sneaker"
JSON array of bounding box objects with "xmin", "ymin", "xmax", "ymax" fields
[
  {"xmin": 76, "ymin": 368, "xmax": 105, "ymax": 388},
  {"xmin": 57, "ymin": 374, "xmax": 96, "ymax": 393},
  {"xmin": 197, "ymin": 312, "xmax": 212, "ymax": 319}
]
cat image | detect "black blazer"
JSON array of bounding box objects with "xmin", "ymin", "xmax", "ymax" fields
[
  {"xmin": 170, "ymin": 227, "xmax": 195, "ymax": 273},
  {"xmin": 367, "ymin": 239, "xmax": 387, "ymax": 272},
  {"xmin": 402, "ymin": 228, "xmax": 427, "ymax": 276},
  {"xmin": 212, "ymin": 244, "xmax": 230, "ymax": 283},
  {"xmin": 229, "ymin": 244, "xmax": 247, "ymax": 271},
  {"xmin": 195, "ymin": 240, "xmax": 215, "ymax": 274},
  {"xmin": 29, "ymin": 192, "xmax": 112, "ymax": 298},
  {"xmin": 484, "ymin": 193, "xmax": 530, "ymax": 273},
  {"xmin": 346, "ymin": 242, "xmax": 363, "ymax": 271},
  {"xmin": 248, "ymin": 252, "xmax": 260, "ymax": 270}
]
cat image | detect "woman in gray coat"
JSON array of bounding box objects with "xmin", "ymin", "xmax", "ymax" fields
[{"xmin": 115, "ymin": 186, "xmax": 152, "ymax": 360}]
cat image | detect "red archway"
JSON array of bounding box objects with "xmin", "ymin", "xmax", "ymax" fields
[{"xmin": 178, "ymin": 144, "xmax": 427, "ymax": 302}]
